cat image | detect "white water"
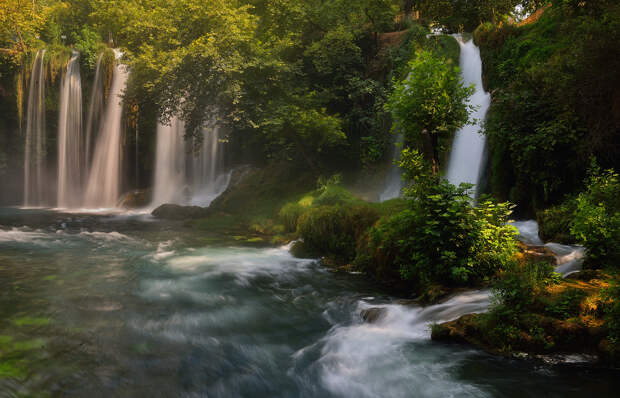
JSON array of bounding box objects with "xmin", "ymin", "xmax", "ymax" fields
[
  {"xmin": 446, "ymin": 36, "xmax": 490, "ymax": 197},
  {"xmin": 151, "ymin": 120, "xmax": 230, "ymax": 208},
  {"xmin": 380, "ymin": 135, "xmax": 403, "ymax": 202},
  {"xmin": 23, "ymin": 50, "xmax": 47, "ymax": 206},
  {"xmin": 84, "ymin": 50, "xmax": 128, "ymax": 208},
  {"xmin": 57, "ymin": 52, "xmax": 83, "ymax": 208},
  {"xmin": 84, "ymin": 54, "xmax": 104, "ymax": 176}
]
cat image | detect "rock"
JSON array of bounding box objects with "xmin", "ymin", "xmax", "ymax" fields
[
  {"xmin": 516, "ymin": 242, "xmax": 557, "ymax": 266},
  {"xmin": 360, "ymin": 307, "xmax": 387, "ymax": 323},
  {"xmin": 151, "ymin": 204, "xmax": 211, "ymax": 220},
  {"xmin": 118, "ymin": 189, "xmax": 151, "ymax": 209}
]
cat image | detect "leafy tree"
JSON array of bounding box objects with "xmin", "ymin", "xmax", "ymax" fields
[{"xmin": 387, "ymin": 49, "xmax": 474, "ymax": 174}]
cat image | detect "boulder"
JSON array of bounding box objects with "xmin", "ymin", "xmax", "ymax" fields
[
  {"xmin": 151, "ymin": 204, "xmax": 211, "ymax": 220},
  {"xmin": 360, "ymin": 307, "xmax": 387, "ymax": 323},
  {"xmin": 119, "ymin": 189, "xmax": 151, "ymax": 209}
]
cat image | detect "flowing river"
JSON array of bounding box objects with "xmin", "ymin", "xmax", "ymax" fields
[{"xmin": 0, "ymin": 208, "xmax": 618, "ymax": 397}]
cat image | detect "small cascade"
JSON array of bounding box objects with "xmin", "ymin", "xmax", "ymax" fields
[
  {"xmin": 57, "ymin": 51, "xmax": 83, "ymax": 208},
  {"xmin": 84, "ymin": 54, "xmax": 104, "ymax": 175},
  {"xmin": 23, "ymin": 50, "xmax": 47, "ymax": 207},
  {"xmin": 151, "ymin": 116, "xmax": 188, "ymax": 207},
  {"xmin": 150, "ymin": 120, "xmax": 230, "ymax": 208},
  {"xmin": 380, "ymin": 134, "xmax": 403, "ymax": 202},
  {"xmin": 446, "ymin": 36, "xmax": 490, "ymax": 197},
  {"xmin": 83, "ymin": 51, "xmax": 128, "ymax": 208}
]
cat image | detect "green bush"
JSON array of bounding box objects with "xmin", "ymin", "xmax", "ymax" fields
[
  {"xmin": 297, "ymin": 204, "xmax": 379, "ymax": 262},
  {"xmin": 570, "ymin": 167, "xmax": 620, "ymax": 268},
  {"xmin": 356, "ymin": 149, "xmax": 518, "ymax": 293},
  {"xmin": 536, "ymin": 199, "xmax": 576, "ymax": 243},
  {"xmin": 492, "ymin": 261, "xmax": 556, "ymax": 311},
  {"xmin": 279, "ymin": 202, "xmax": 306, "ymax": 233}
]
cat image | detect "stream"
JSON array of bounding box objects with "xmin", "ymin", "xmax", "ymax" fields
[{"xmin": 0, "ymin": 208, "xmax": 618, "ymax": 397}]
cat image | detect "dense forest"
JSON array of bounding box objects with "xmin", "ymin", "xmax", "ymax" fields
[{"xmin": 0, "ymin": 0, "xmax": 619, "ymax": 395}]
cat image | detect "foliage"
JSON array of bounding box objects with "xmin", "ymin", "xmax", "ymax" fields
[
  {"xmin": 387, "ymin": 49, "xmax": 474, "ymax": 173},
  {"xmin": 492, "ymin": 261, "xmax": 555, "ymax": 312},
  {"xmin": 570, "ymin": 166, "xmax": 620, "ymax": 268},
  {"xmin": 297, "ymin": 204, "xmax": 380, "ymax": 262},
  {"xmin": 536, "ymin": 199, "xmax": 576, "ymax": 244},
  {"xmin": 602, "ymin": 278, "xmax": 620, "ymax": 350},
  {"xmin": 478, "ymin": 4, "xmax": 620, "ymax": 212},
  {"xmin": 356, "ymin": 149, "xmax": 517, "ymax": 293}
]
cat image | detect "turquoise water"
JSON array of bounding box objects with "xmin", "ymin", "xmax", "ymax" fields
[{"xmin": 0, "ymin": 208, "xmax": 618, "ymax": 397}]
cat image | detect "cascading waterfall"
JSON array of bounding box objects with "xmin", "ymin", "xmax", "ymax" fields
[
  {"xmin": 23, "ymin": 50, "xmax": 47, "ymax": 207},
  {"xmin": 84, "ymin": 54, "xmax": 104, "ymax": 176},
  {"xmin": 150, "ymin": 119, "xmax": 230, "ymax": 208},
  {"xmin": 151, "ymin": 116, "xmax": 188, "ymax": 207},
  {"xmin": 380, "ymin": 134, "xmax": 403, "ymax": 202},
  {"xmin": 57, "ymin": 51, "xmax": 83, "ymax": 208},
  {"xmin": 83, "ymin": 51, "xmax": 128, "ymax": 208},
  {"xmin": 446, "ymin": 35, "xmax": 490, "ymax": 197}
]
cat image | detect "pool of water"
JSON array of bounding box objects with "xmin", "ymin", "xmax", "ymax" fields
[{"xmin": 0, "ymin": 208, "xmax": 618, "ymax": 397}]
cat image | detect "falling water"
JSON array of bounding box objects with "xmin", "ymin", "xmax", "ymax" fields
[
  {"xmin": 83, "ymin": 51, "xmax": 128, "ymax": 208},
  {"xmin": 84, "ymin": 54, "xmax": 104, "ymax": 175},
  {"xmin": 150, "ymin": 120, "xmax": 230, "ymax": 208},
  {"xmin": 151, "ymin": 116, "xmax": 188, "ymax": 207},
  {"xmin": 57, "ymin": 51, "xmax": 83, "ymax": 208},
  {"xmin": 446, "ymin": 36, "xmax": 490, "ymax": 197},
  {"xmin": 380, "ymin": 134, "xmax": 403, "ymax": 202},
  {"xmin": 190, "ymin": 125, "xmax": 230, "ymax": 206},
  {"xmin": 23, "ymin": 50, "xmax": 47, "ymax": 207}
]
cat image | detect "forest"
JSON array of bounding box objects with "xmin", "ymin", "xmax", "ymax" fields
[{"xmin": 0, "ymin": 0, "xmax": 619, "ymax": 396}]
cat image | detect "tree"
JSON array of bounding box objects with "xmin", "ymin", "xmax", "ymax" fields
[{"xmin": 387, "ymin": 49, "xmax": 474, "ymax": 174}]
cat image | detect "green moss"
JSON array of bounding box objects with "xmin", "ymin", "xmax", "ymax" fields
[{"xmin": 12, "ymin": 317, "xmax": 51, "ymax": 327}]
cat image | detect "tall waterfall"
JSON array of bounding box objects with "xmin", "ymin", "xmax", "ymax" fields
[
  {"xmin": 84, "ymin": 54, "xmax": 104, "ymax": 176},
  {"xmin": 150, "ymin": 120, "xmax": 229, "ymax": 208},
  {"xmin": 57, "ymin": 52, "xmax": 83, "ymax": 208},
  {"xmin": 151, "ymin": 117, "xmax": 188, "ymax": 206},
  {"xmin": 380, "ymin": 135, "xmax": 403, "ymax": 202},
  {"xmin": 84, "ymin": 51, "xmax": 128, "ymax": 208},
  {"xmin": 446, "ymin": 36, "xmax": 490, "ymax": 197},
  {"xmin": 23, "ymin": 50, "xmax": 47, "ymax": 207}
]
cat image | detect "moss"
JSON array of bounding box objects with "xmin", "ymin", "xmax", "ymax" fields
[{"xmin": 12, "ymin": 317, "xmax": 51, "ymax": 327}]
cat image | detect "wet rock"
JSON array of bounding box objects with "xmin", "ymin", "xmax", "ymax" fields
[
  {"xmin": 151, "ymin": 204, "xmax": 211, "ymax": 220},
  {"xmin": 516, "ymin": 242, "xmax": 556, "ymax": 266},
  {"xmin": 360, "ymin": 307, "xmax": 387, "ymax": 323},
  {"xmin": 119, "ymin": 189, "xmax": 151, "ymax": 209}
]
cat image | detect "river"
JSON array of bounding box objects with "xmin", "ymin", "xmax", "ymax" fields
[{"xmin": 0, "ymin": 208, "xmax": 617, "ymax": 397}]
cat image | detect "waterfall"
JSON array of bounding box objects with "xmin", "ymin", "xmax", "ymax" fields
[
  {"xmin": 446, "ymin": 36, "xmax": 490, "ymax": 197},
  {"xmin": 190, "ymin": 125, "xmax": 230, "ymax": 206},
  {"xmin": 151, "ymin": 116, "xmax": 188, "ymax": 207},
  {"xmin": 379, "ymin": 135, "xmax": 403, "ymax": 202},
  {"xmin": 84, "ymin": 54, "xmax": 104, "ymax": 176},
  {"xmin": 150, "ymin": 119, "xmax": 230, "ymax": 208},
  {"xmin": 83, "ymin": 51, "xmax": 128, "ymax": 208},
  {"xmin": 57, "ymin": 51, "xmax": 83, "ymax": 208},
  {"xmin": 23, "ymin": 50, "xmax": 47, "ymax": 207}
]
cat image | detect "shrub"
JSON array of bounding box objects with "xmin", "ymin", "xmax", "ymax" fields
[
  {"xmin": 297, "ymin": 204, "xmax": 379, "ymax": 262},
  {"xmin": 356, "ymin": 149, "xmax": 518, "ymax": 293},
  {"xmin": 570, "ymin": 167, "xmax": 620, "ymax": 268},
  {"xmin": 536, "ymin": 199, "xmax": 576, "ymax": 243}
]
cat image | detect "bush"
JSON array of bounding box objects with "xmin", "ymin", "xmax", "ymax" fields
[
  {"xmin": 356, "ymin": 149, "xmax": 518, "ymax": 293},
  {"xmin": 570, "ymin": 167, "xmax": 620, "ymax": 268},
  {"xmin": 536, "ymin": 199, "xmax": 576, "ymax": 243},
  {"xmin": 297, "ymin": 204, "xmax": 379, "ymax": 262}
]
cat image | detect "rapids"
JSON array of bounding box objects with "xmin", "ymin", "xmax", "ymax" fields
[{"xmin": 0, "ymin": 208, "xmax": 616, "ymax": 397}]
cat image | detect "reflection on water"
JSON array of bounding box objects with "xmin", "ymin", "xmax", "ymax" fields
[{"xmin": 0, "ymin": 208, "xmax": 618, "ymax": 397}]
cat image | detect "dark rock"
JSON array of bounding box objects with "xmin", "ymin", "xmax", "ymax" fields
[
  {"xmin": 360, "ymin": 307, "xmax": 387, "ymax": 323},
  {"xmin": 151, "ymin": 204, "xmax": 211, "ymax": 220}
]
